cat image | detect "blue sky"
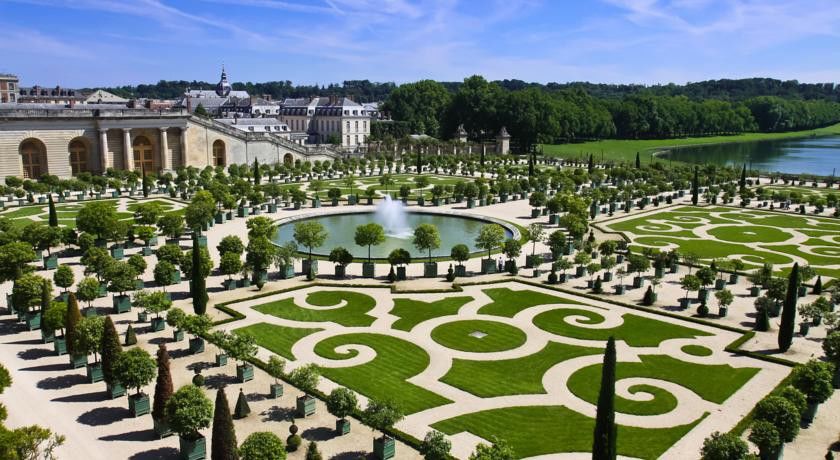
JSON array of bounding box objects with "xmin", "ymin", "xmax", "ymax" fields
[{"xmin": 1, "ymin": 0, "xmax": 839, "ymax": 88}]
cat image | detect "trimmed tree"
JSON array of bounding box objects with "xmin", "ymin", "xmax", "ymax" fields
[
  {"xmin": 100, "ymin": 316, "xmax": 123, "ymax": 388},
  {"xmin": 354, "ymin": 223, "xmax": 385, "ymax": 264},
  {"xmin": 113, "ymin": 347, "xmax": 156, "ymax": 396},
  {"xmin": 699, "ymin": 431, "xmax": 748, "ymax": 460},
  {"xmin": 421, "ymin": 430, "xmax": 452, "ymax": 460},
  {"xmin": 778, "ymin": 262, "xmax": 799, "ymax": 352},
  {"xmin": 326, "ymin": 387, "xmax": 358, "ymax": 434},
  {"xmin": 211, "ymin": 388, "xmax": 239, "ymax": 460},
  {"xmin": 53, "ymin": 265, "xmax": 74, "ymax": 293},
  {"xmin": 293, "ymin": 221, "xmax": 328, "ymax": 262},
  {"xmin": 48, "ymin": 194, "xmax": 58, "ymax": 227},
  {"xmin": 152, "ymin": 344, "xmax": 174, "ymax": 424},
  {"xmin": 239, "ymin": 432, "xmax": 286, "ymax": 460},
  {"xmin": 592, "ymin": 336, "xmax": 617, "ymax": 460},
  {"xmin": 475, "ymin": 224, "xmax": 505, "ymax": 260},
  {"xmin": 166, "ymin": 385, "xmax": 213, "ymax": 444},
  {"xmin": 413, "ymin": 223, "xmax": 441, "ymax": 264},
  {"xmin": 65, "ymin": 292, "xmax": 82, "ymax": 357}
]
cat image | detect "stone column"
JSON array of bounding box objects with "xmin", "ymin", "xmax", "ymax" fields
[
  {"xmin": 99, "ymin": 129, "xmax": 109, "ymax": 172},
  {"xmin": 179, "ymin": 126, "xmax": 189, "ymax": 169},
  {"xmin": 122, "ymin": 128, "xmax": 133, "ymax": 171},
  {"xmin": 159, "ymin": 127, "xmax": 169, "ymax": 170}
]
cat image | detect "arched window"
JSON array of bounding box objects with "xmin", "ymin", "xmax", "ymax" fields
[
  {"xmin": 213, "ymin": 140, "xmax": 226, "ymax": 166},
  {"xmin": 20, "ymin": 139, "xmax": 47, "ymax": 179},
  {"xmin": 133, "ymin": 135, "xmax": 154, "ymax": 172},
  {"xmin": 283, "ymin": 153, "xmax": 293, "ymax": 165},
  {"xmin": 68, "ymin": 139, "xmax": 88, "ymax": 175}
]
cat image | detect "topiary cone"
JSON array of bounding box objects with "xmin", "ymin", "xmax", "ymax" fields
[{"xmin": 234, "ymin": 388, "xmax": 251, "ymax": 419}]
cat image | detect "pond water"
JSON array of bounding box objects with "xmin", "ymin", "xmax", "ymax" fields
[
  {"xmin": 661, "ymin": 135, "xmax": 840, "ymax": 176},
  {"xmin": 274, "ymin": 211, "xmax": 513, "ymax": 259}
]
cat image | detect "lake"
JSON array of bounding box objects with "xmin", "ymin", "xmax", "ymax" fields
[{"xmin": 660, "ymin": 135, "xmax": 840, "ymax": 176}]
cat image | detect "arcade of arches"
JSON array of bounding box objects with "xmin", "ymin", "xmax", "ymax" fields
[
  {"xmin": 213, "ymin": 140, "xmax": 225, "ymax": 167},
  {"xmin": 20, "ymin": 139, "xmax": 47, "ymax": 179},
  {"xmin": 68, "ymin": 139, "xmax": 88, "ymax": 175},
  {"xmin": 133, "ymin": 136, "xmax": 155, "ymax": 172}
]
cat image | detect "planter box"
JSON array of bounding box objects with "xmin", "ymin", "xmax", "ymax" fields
[
  {"xmin": 171, "ymin": 270, "xmax": 181, "ymax": 284},
  {"xmin": 525, "ymin": 255, "xmax": 541, "ymax": 269},
  {"xmin": 680, "ymin": 298, "xmax": 691, "ymax": 309},
  {"xmin": 799, "ymin": 323, "xmax": 810, "ymax": 336},
  {"xmin": 173, "ymin": 329, "xmax": 184, "ymax": 342},
  {"xmin": 395, "ymin": 266, "xmax": 407, "ymax": 280},
  {"xmin": 269, "ymin": 383, "xmax": 283, "ymax": 399},
  {"xmin": 196, "ymin": 235, "xmax": 207, "ymax": 248},
  {"xmin": 718, "ymin": 306, "xmax": 728, "ymax": 317},
  {"xmin": 576, "ymin": 266, "xmax": 586, "ymax": 277},
  {"xmin": 142, "ymin": 246, "xmax": 153, "ymax": 256},
  {"xmin": 336, "ymin": 418, "xmax": 351, "ymax": 435},
  {"xmin": 296, "ymin": 395, "xmax": 316, "ymax": 417},
  {"xmin": 43, "ymin": 255, "xmax": 58, "ymax": 270},
  {"xmin": 530, "ymin": 208, "xmax": 540, "ymax": 218},
  {"xmin": 654, "ymin": 267, "xmax": 664, "ymax": 278},
  {"xmin": 223, "ymin": 278, "xmax": 238, "ymax": 291},
  {"xmin": 802, "ymin": 401, "xmax": 819, "ymax": 425},
  {"xmin": 750, "ymin": 286, "xmax": 761, "ymax": 297},
  {"xmin": 715, "ymin": 279, "xmax": 726, "ymax": 290},
  {"xmin": 113, "ymin": 295, "xmax": 131, "ymax": 314},
  {"xmin": 215, "ymin": 353, "xmax": 228, "ymax": 367},
  {"xmin": 798, "ymin": 285, "xmax": 807, "ymax": 297},
  {"xmin": 361, "ymin": 262, "xmax": 374, "ymax": 278},
  {"xmin": 614, "ymin": 285, "xmax": 625, "ymax": 295},
  {"xmin": 41, "ymin": 328, "xmax": 54, "ymax": 343},
  {"xmin": 603, "ymin": 272, "xmax": 613, "ymax": 282},
  {"xmin": 214, "ymin": 213, "xmax": 226, "ymax": 224},
  {"xmin": 239, "ymin": 278, "xmax": 251, "ymax": 288},
  {"xmin": 87, "ymin": 362, "xmax": 104, "ymax": 383},
  {"xmin": 253, "ymin": 269, "xmax": 268, "ymax": 284},
  {"xmin": 302, "ymin": 259, "xmax": 318, "ymax": 277},
  {"xmin": 481, "ymin": 258, "xmax": 497, "ymax": 274},
  {"xmin": 633, "ymin": 276, "xmax": 644, "ymax": 289},
  {"xmin": 26, "ymin": 312, "xmax": 41, "ymax": 331},
  {"xmin": 373, "ymin": 436, "xmax": 396, "ymax": 460},
  {"xmin": 179, "ymin": 435, "xmax": 206, "ymax": 460},
  {"xmin": 111, "ymin": 246, "xmax": 124, "ymax": 260},
  {"xmin": 423, "ymin": 262, "xmax": 438, "ymax": 278},
  {"xmin": 549, "ymin": 214, "xmax": 560, "ymax": 225},
  {"xmin": 107, "ymin": 382, "xmax": 126, "ymax": 399},
  {"xmin": 278, "ymin": 264, "xmax": 295, "ymax": 279},
  {"xmin": 151, "ymin": 317, "xmax": 166, "ymax": 332},
  {"xmin": 53, "ymin": 337, "xmax": 67, "ymax": 355},
  {"xmin": 134, "ymin": 279, "xmax": 145, "ymax": 290},
  {"xmin": 237, "ymin": 363, "xmax": 254, "ymax": 383},
  {"xmin": 189, "ymin": 337, "xmax": 205, "ymax": 354},
  {"xmin": 237, "ymin": 207, "xmax": 249, "ymax": 217},
  {"xmin": 468, "ymin": 199, "xmax": 476, "ymax": 209},
  {"xmin": 454, "ymin": 265, "xmax": 467, "ymax": 277},
  {"xmin": 70, "ymin": 354, "xmax": 88, "ymax": 368},
  {"xmin": 153, "ymin": 418, "xmax": 173, "ymax": 438}
]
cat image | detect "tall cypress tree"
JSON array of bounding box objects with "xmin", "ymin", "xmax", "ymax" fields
[
  {"xmin": 528, "ymin": 151, "xmax": 535, "ymax": 177},
  {"xmin": 152, "ymin": 344, "xmax": 173, "ymax": 423},
  {"xmin": 40, "ymin": 278, "xmax": 51, "ymax": 315},
  {"xmin": 192, "ymin": 234, "xmax": 208, "ymax": 315},
  {"xmin": 592, "ymin": 337, "xmax": 617, "ymax": 460},
  {"xmin": 65, "ymin": 292, "xmax": 82, "ymax": 357},
  {"xmin": 635, "ymin": 152, "xmax": 641, "ymax": 169},
  {"xmin": 48, "ymin": 194, "xmax": 58, "ymax": 228},
  {"xmin": 691, "ymin": 167, "xmax": 699, "ymax": 206},
  {"xmin": 588, "ymin": 154, "xmax": 594, "ymax": 174},
  {"xmin": 416, "ymin": 150, "xmax": 422, "ymax": 174},
  {"xmin": 100, "ymin": 316, "xmax": 122, "ymax": 387},
  {"xmin": 211, "ymin": 387, "xmax": 239, "ymax": 460},
  {"xmin": 142, "ymin": 166, "xmax": 149, "ymax": 198},
  {"xmin": 778, "ymin": 263, "xmax": 799, "ymax": 352},
  {"xmin": 740, "ymin": 164, "xmax": 747, "ymax": 189},
  {"xmin": 253, "ymin": 159, "xmax": 261, "ymax": 185}
]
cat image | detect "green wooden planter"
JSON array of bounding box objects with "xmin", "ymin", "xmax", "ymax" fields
[
  {"xmin": 423, "ymin": 262, "xmax": 438, "ymax": 278},
  {"xmin": 454, "ymin": 265, "xmax": 467, "ymax": 277},
  {"xmin": 302, "ymin": 259, "xmax": 318, "ymax": 277},
  {"xmin": 296, "ymin": 395, "xmax": 316, "ymax": 417},
  {"xmin": 171, "ymin": 270, "xmax": 181, "ymax": 284},
  {"xmin": 97, "ymin": 284, "xmax": 108, "ymax": 298},
  {"xmin": 151, "ymin": 317, "xmax": 166, "ymax": 332},
  {"xmin": 135, "ymin": 279, "xmax": 145, "ymax": 290},
  {"xmin": 128, "ymin": 393, "xmax": 150, "ymax": 417},
  {"xmin": 214, "ymin": 212, "xmax": 226, "ymax": 224},
  {"xmin": 481, "ymin": 258, "xmax": 497, "ymax": 274},
  {"xmin": 138, "ymin": 311, "xmax": 149, "ymax": 322},
  {"xmin": 729, "ymin": 273, "xmax": 740, "ymax": 284},
  {"xmin": 525, "ymin": 255, "xmax": 541, "ymax": 268},
  {"xmin": 750, "ymin": 286, "xmax": 761, "ymax": 297},
  {"xmin": 237, "ymin": 363, "xmax": 254, "ymax": 383},
  {"xmin": 223, "ymin": 279, "xmax": 237, "ymax": 290},
  {"xmin": 396, "ymin": 266, "xmax": 407, "ymax": 280},
  {"xmin": 26, "ymin": 312, "xmax": 41, "ymax": 331},
  {"xmin": 70, "ymin": 354, "xmax": 87, "ymax": 369},
  {"xmin": 40, "ymin": 328, "xmax": 54, "ymax": 344},
  {"xmin": 197, "ymin": 235, "xmax": 207, "ymax": 248},
  {"xmin": 278, "ymin": 264, "xmax": 295, "ymax": 279},
  {"xmin": 86, "ymin": 362, "xmax": 104, "ymax": 383},
  {"xmin": 719, "ymin": 306, "xmax": 728, "ymax": 317},
  {"xmin": 179, "ymin": 435, "xmax": 206, "ymax": 460},
  {"xmin": 614, "ymin": 285, "xmax": 625, "ymax": 295},
  {"xmin": 362, "ymin": 262, "xmax": 375, "ymax": 278},
  {"xmin": 238, "ymin": 206, "xmax": 249, "ymax": 217},
  {"xmin": 679, "ymin": 298, "xmax": 691, "ymax": 309},
  {"xmin": 53, "ymin": 337, "xmax": 67, "ymax": 356},
  {"xmin": 43, "ymin": 255, "xmax": 58, "ymax": 270},
  {"xmin": 173, "ymin": 329, "xmax": 184, "ymax": 342},
  {"xmin": 111, "ymin": 246, "xmax": 124, "ymax": 260},
  {"xmin": 189, "ymin": 337, "xmax": 205, "ymax": 354},
  {"xmin": 113, "ymin": 295, "xmax": 131, "ymax": 314},
  {"xmin": 107, "ymin": 382, "xmax": 126, "ymax": 399},
  {"xmin": 153, "ymin": 417, "xmax": 173, "ymax": 438},
  {"xmin": 215, "ymin": 353, "xmax": 228, "ymax": 367},
  {"xmin": 373, "ymin": 435, "xmax": 396, "ymax": 460},
  {"xmin": 269, "ymin": 383, "xmax": 283, "ymax": 399},
  {"xmin": 336, "ymin": 418, "xmax": 351, "ymax": 435},
  {"xmin": 632, "ymin": 276, "xmax": 644, "ymax": 289}
]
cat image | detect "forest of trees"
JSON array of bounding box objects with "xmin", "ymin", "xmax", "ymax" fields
[{"xmin": 89, "ymin": 76, "xmax": 840, "ymax": 150}]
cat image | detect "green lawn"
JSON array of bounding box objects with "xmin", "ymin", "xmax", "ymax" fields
[
  {"xmin": 440, "ymin": 341, "xmax": 602, "ymax": 397},
  {"xmin": 681, "ymin": 344, "xmax": 713, "ymax": 357},
  {"xmin": 478, "ymin": 287, "xmax": 582, "ymax": 317},
  {"xmin": 234, "ymin": 323, "xmax": 322, "ymax": 360},
  {"xmin": 567, "ymin": 355, "xmax": 759, "ymax": 410},
  {"xmin": 541, "ymin": 122, "xmax": 840, "ymax": 163},
  {"xmin": 532, "ymin": 308, "xmax": 711, "ymax": 347},
  {"xmin": 390, "ymin": 296, "xmax": 473, "ymax": 331},
  {"xmin": 313, "ymin": 333, "xmax": 451, "ymax": 414},
  {"xmin": 253, "ymin": 291, "xmax": 377, "ymax": 327},
  {"xmin": 432, "ymin": 405, "xmax": 705, "ymax": 460},
  {"xmin": 430, "ymin": 320, "xmax": 527, "ymax": 353}
]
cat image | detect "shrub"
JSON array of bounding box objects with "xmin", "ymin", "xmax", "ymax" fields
[
  {"xmin": 166, "ymin": 385, "xmax": 213, "ymax": 439},
  {"xmin": 779, "ymin": 386, "xmax": 807, "ymax": 417},
  {"xmin": 790, "ymin": 359, "xmax": 835, "ymax": 405},
  {"xmin": 240, "ymin": 432, "xmax": 286, "ymax": 460},
  {"xmin": 285, "ymin": 434, "xmax": 302, "ymax": 452},
  {"xmin": 642, "ymin": 286, "xmax": 655, "ymax": 306},
  {"xmin": 305, "ymin": 441, "xmax": 322, "ymax": 460},
  {"xmin": 124, "ymin": 324, "xmax": 137, "ymax": 346},
  {"xmin": 421, "ymin": 430, "xmax": 452, "ymax": 460},
  {"xmin": 753, "ymin": 396, "xmax": 800, "ymax": 442},
  {"xmin": 326, "ymin": 387, "xmax": 358, "ymax": 422},
  {"xmin": 748, "ymin": 420, "xmax": 781, "ymax": 459},
  {"xmin": 699, "ymin": 431, "xmax": 749, "ymax": 460}
]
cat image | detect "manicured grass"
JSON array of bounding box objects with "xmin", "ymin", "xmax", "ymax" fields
[
  {"xmin": 126, "ymin": 199, "xmax": 176, "ymax": 212},
  {"xmin": 253, "ymin": 291, "xmax": 377, "ymax": 327},
  {"xmin": 567, "ymin": 355, "xmax": 759, "ymax": 407},
  {"xmin": 707, "ymin": 225, "xmax": 793, "ymax": 243},
  {"xmin": 540, "ymin": 122, "xmax": 840, "ymax": 163},
  {"xmin": 0, "ymin": 206, "xmax": 46, "ymax": 218},
  {"xmin": 681, "ymin": 344, "xmax": 713, "ymax": 357},
  {"xmin": 430, "ymin": 320, "xmax": 527, "ymax": 353},
  {"xmin": 478, "ymin": 287, "xmax": 581, "ymax": 317},
  {"xmin": 234, "ymin": 323, "xmax": 322, "ymax": 360},
  {"xmin": 390, "ymin": 296, "xmax": 473, "ymax": 331},
  {"xmin": 532, "ymin": 308, "xmax": 711, "ymax": 347},
  {"xmin": 432, "ymin": 405, "xmax": 705, "ymax": 460},
  {"xmin": 440, "ymin": 341, "xmax": 602, "ymax": 397},
  {"xmin": 313, "ymin": 332, "xmax": 451, "ymax": 414}
]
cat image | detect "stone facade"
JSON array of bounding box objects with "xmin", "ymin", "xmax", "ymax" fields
[
  {"xmin": 0, "ymin": 107, "xmax": 340, "ymax": 179},
  {"xmin": 0, "ymin": 74, "xmax": 18, "ymax": 104}
]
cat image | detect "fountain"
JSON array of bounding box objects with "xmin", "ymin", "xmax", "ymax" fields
[{"xmin": 374, "ymin": 195, "xmax": 411, "ymax": 238}]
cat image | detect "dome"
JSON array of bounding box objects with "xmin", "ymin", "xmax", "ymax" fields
[{"xmin": 215, "ymin": 66, "xmax": 231, "ymax": 97}]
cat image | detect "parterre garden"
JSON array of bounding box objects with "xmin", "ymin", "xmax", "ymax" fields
[
  {"xmin": 0, "ymin": 198, "xmax": 182, "ymax": 229},
  {"xmin": 232, "ymin": 281, "xmax": 783, "ymax": 459},
  {"xmin": 604, "ymin": 205, "xmax": 840, "ymax": 279}
]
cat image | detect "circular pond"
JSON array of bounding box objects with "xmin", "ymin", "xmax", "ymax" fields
[{"xmin": 273, "ymin": 211, "xmax": 515, "ymax": 259}]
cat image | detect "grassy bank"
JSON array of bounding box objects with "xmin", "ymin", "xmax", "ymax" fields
[{"xmin": 540, "ymin": 122, "xmax": 840, "ymax": 164}]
